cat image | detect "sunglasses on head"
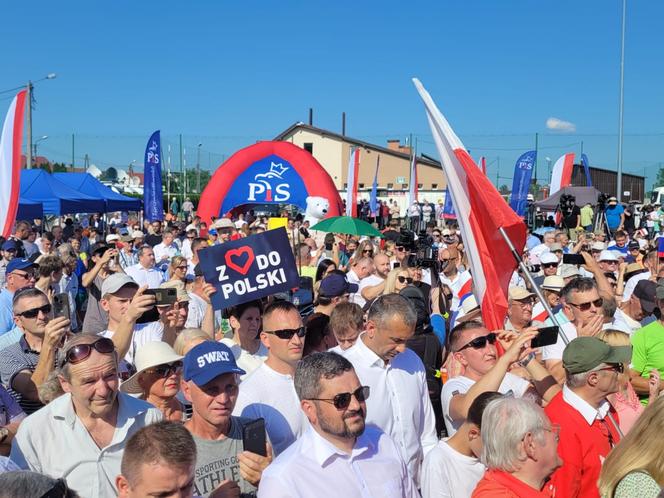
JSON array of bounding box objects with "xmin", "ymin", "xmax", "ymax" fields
[
  {"xmin": 568, "ymin": 297, "xmax": 603, "ymax": 311},
  {"xmin": 263, "ymin": 326, "xmax": 307, "ymax": 340},
  {"xmin": 457, "ymin": 332, "xmax": 497, "ymax": 352},
  {"xmin": 62, "ymin": 337, "xmax": 115, "ymax": 367},
  {"xmin": 17, "ymin": 303, "xmax": 51, "ymax": 319},
  {"xmin": 397, "ymin": 276, "xmax": 413, "ymax": 284},
  {"xmin": 308, "ymin": 385, "xmax": 370, "ymax": 410},
  {"xmin": 145, "ymin": 361, "xmax": 183, "ymax": 378}
]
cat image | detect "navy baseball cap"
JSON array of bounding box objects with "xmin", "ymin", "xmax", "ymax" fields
[
  {"xmin": 183, "ymin": 342, "xmax": 245, "ymax": 386},
  {"xmin": 319, "ymin": 273, "xmax": 358, "ymax": 297},
  {"xmin": 1, "ymin": 240, "xmax": 17, "ymax": 251},
  {"xmin": 6, "ymin": 258, "xmax": 37, "ymax": 274}
]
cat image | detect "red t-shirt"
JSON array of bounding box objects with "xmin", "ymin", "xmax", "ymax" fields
[
  {"xmin": 544, "ymin": 391, "xmax": 620, "ymax": 498},
  {"xmin": 472, "ymin": 469, "xmax": 554, "ymax": 498}
]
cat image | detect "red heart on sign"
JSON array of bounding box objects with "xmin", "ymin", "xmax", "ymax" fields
[{"xmin": 225, "ymin": 246, "xmax": 255, "ymax": 275}]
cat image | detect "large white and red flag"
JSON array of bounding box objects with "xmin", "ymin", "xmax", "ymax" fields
[
  {"xmin": 413, "ymin": 79, "xmax": 526, "ymax": 330},
  {"xmin": 345, "ymin": 147, "xmax": 360, "ymax": 217},
  {"xmin": 550, "ymin": 153, "xmax": 575, "ymax": 196},
  {"xmin": 0, "ymin": 90, "xmax": 27, "ymax": 238}
]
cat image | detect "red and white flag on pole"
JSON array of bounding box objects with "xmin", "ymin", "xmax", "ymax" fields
[
  {"xmin": 413, "ymin": 79, "xmax": 526, "ymax": 330},
  {"xmin": 345, "ymin": 147, "xmax": 360, "ymax": 217},
  {"xmin": 0, "ymin": 90, "xmax": 27, "ymax": 238},
  {"xmin": 550, "ymin": 153, "xmax": 575, "ymax": 196}
]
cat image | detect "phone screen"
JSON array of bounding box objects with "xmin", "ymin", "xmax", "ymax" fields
[{"xmin": 531, "ymin": 326, "xmax": 559, "ymax": 348}]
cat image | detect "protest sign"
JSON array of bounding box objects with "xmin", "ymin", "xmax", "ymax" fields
[{"xmin": 197, "ymin": 227, "xmax": 300, "ymax": 310}]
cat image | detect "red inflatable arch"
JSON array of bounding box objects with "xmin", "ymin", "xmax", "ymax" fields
[{"xmin": 197, "ymin": 141, "xmax": 343, "ymax": 224}]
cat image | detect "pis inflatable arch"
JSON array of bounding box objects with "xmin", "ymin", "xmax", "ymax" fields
[{"xmin": 197, "ymin": 141, "xmax": 343, "ymax": 223}]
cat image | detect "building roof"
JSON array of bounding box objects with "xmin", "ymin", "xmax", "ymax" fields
[{"xmin": 274, "ymin": 122, "xmax": 442, "ymax": 169}]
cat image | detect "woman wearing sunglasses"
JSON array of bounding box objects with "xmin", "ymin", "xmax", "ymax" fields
[
  {"xmin": 121, "ymin": 341, "xmax": 186, "ymax": 422},
  {"xmin": 383, "ymin": 268, "xmax": 413, "ymax": 294},
  {"xmin": 166, "ymin": 256, "xmax": 189, "ymax": 285}
]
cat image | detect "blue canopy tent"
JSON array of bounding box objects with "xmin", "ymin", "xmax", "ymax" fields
[
  {"xmin": 16, "ymin": 199, "xmax": 43, "ymax": 220},
  {"xmin": 53, "ymin": 173, "xmax": 142, "ymax": 212},
  {"xmin": 20, "ymin": 169, "xmax": 106, "ymax": 215}
]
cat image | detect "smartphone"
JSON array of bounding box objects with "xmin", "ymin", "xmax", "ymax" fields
[
  {"xmin": 144, "ymin": 288, "xmax": 177, "ymax": 306},
  {"xmin": 531, "ymin": 326, "xmax": 559, "ymax": 348},
  {"xmin": 562, "ymin": 253, "xmax": 585, "ymax": 265},
  {"xmin": 53, "ymin": 293, "xmax": 71, "ymax": 321},
  {"xmin": 242, "ymin": 418, "xmax": 267, "ymax": 456}
]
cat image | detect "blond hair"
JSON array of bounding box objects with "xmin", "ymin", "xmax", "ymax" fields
[
  {"xmin": 598, "ymin": 396, "xmax": 664, "ymax": 496},
  {"xmin": 173, "ymin": 328, "xmax": 210, "ymax": 356},
  {"xmin": 383, "ymin": 267, "xmax": 409, "ymax": 295}
]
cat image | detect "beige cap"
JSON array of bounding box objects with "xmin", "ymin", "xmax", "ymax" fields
[
  {"xmin": 509, "ymin": 286, "xmax": 534, "ymax": 301},
  {"xmin": 120, "ymin": 341, "xmax": 183, "ymax": 394},
  {"xmin": 131, "ymin": 230, "xmax": 145, "ymax": 239},
  {"xmin": 212, "ymin": 218, "xmax": 234, "ymax": 230},
  {"xmin": 541, "ymin": 275, "xmax": 565, "ymax": 291}
]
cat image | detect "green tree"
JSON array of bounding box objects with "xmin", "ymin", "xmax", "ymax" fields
[{"xmin": 656, "ymin": 165, "xmax": 664, "ymax": 187}]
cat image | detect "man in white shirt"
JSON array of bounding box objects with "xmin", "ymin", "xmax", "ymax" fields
[
  {"xmin": 359, "ymin": 252, "xmax": 391, "ymax": 303},
  {"xmin": 438, "ymin": 248, "xmax": 470, "ymax": 312},
  {"xmin": 125, "ymin": 246, "xmax": 164, "ymax": 289},
  {"xmin": 441, "ymin": 320, "xmax": 559, "ymax": 436},
  {"xmin": 612, "ymin": 280, "xmax": 656, "ymax": 335},
  {"xmin": 258, "ymin": 351, "xmax": 418, "ymax": 498},
  {"xmin": 341, "ymin": 294, "xmax": 437, "ymax": 485},
  {"xmin": 153, "ymin": 229, "xmax": 178, "ymax": 263},
  {"xmin": 422, "ymin": 391, "xmax": 501, "ymax": 498},
  {"xmin": 233, "ymin": 301, "xmax": 308, "ymax": 456},
  {"xmin": 10, "ymin": 334, "xmax": 163, "ymax": 498},
  {"xmin": 346, "ymin": 257, "xmax": 373, "ymax": 307},
  {"xmin": 622, "ymin": 249, "xmax": 656, "ymax": 301}
]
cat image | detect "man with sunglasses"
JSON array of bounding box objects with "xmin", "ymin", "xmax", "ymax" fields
[
  {"xmin": 0, "ymin": 258, "xmax": 37, "ymax": 336},
  {"xmin": 182, "ymin": 341, "xmax": 272, "ymax": 497},
  {"xmin": 441, "ymin": 320, "xmax": 559, "ymax": 437},
  {"xmin": 233, "ymin": 301, "xmax": 308, "ymax": 456},
  {"xmin": 258, "ymin": 351, "xmax": 418, "ymax": 498},
  {"xmin": 532, "ymin": 251, "xmax": 559, "ymax": 288},
  {"xmin": 438, "ymin": 247, "xmax": 470, "ymax": 313},
  {"xmin": 0, "ymin": 287, "xmax": 70, "ymax": 415},
  {"xmin": 342, "ymin": 294, "xmax": 437, "ymax": 486},
  {"xmin": 10, "ymin": 334, "xmax": 163, "ymax": 498},
  {"xmin": 545, "ymin": 337, "xmax": 631, "ymax": 498}
]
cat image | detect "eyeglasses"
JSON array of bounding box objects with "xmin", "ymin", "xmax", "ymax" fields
[
  {"xmin": 542, "ymin": 423, "xmax": 561, "ymax": 442},
  {"xmin": 568, "ymin": 298, "xmax": 604, "ymax": 311},
  {"xmin": 363, "ymin": 249, "xmax": 374, "ymax": 255},
  {"xmin": 396, "ymin": 246, "xmax": 406, "ymax": 252},
  {"xmin": 308, "ymin": 385, "xmax": 370, "ymax": 410},
  {"xmin": 145, "ymin": 361, "xmax": 183, "ymax": 378},
  {"xmin": 457, "ymin": 333, "xmax": 497, "ymax": 352},
  {"xmin": 12, "ymin": 270, "xmax": 36, "ymax": 280},
  {"xmin": 17, "ymin": 303, "xmax": 51, "ymax": 319},
  {"xmin": 176, "ymin": 265, "xmax": 187, "ymax": 270},
  {"xmin": 263, "ymin": 326, "xmax": 307, "ymax": 340},
  {"xmin": 542, "ymin": 263, "xmax": 558, "ymax": 269},
  {"xmin": 513, "ymin": 299, "xmax": 535, "ymax": 308},
  {"xmin": 596, "ymin": 363, "xmax": 625, "ymax": 374},
  {"xmin": 397, "ymin": 276, "xmax": 413, "ymax": 284},
  {"xmin": 61, "ymin": 337, "xmax": 115, "ymax": 367}
]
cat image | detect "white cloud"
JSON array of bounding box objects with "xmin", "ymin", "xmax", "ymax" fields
[{"xmin": 546, "ymin": 117, "xmax": 576, "ymax": 132}]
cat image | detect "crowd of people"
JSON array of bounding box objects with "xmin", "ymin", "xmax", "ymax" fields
[{"xmin": 0, "ymin": 197, "xmax": 664, "ymax": 498}]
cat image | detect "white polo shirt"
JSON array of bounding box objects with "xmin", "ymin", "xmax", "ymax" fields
[
  {"xmin": 421, "ymin": 438, "xmax": 485, "ymax": 498},
  {"xmin": 232, "ymin": 363, "xmax": 308, "ymax": 456},
  {"xmin": 10, "ymin": 392, "xmax": 163, "ymax": 498},
  {"xmin": 153, "ymin": 242, "xmax": 178, "ymax": 262},
  {"xmin": 341, "ymin": 335, "xmax": 438, "ymax": 485},
  {"xmin": 125, "ymin": 263, "xmax": 165, "ymax": 289},
  {"xmin": 257, "ymin": 424, "xmax": 418, "ymax": 498}
]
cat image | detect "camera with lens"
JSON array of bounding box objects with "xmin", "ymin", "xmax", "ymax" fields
[{"xmin": 399, "ymin": 229, "xmax": 439, "ymax": 268}]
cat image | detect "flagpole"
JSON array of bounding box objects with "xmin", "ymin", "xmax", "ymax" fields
[{"xmin": 616, "ymin": 0, "xmax": 626, "ymax": 201}]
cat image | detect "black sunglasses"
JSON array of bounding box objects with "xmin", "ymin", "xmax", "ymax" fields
[
  {"xmin": 17, "ymin": 303, "xmax": 52, "ymax": 319},
  {"xmin": 542, "ymin": 263, "xmax": 558, "ymax": 268},
  {"xmin": 145, "ymin": 361, "xmax": 183, "ymax": 378},
  {"xmin": 397, "ymin": 276, "xmax": 413, "ymax": 284},
  {"xmin": 457, "ymin": 333, "xmax": 497, "ymax": 352},
  {"xmin": 263, "ymin": 326, "xmax": 307, "ymax": 340},
  {"xmin": 568, "ymin": 298, "xmax": 603, "ymax": 311},
  {"xmin": 597, "ymin": 363, "xmax": 625, "ymax": 374},
  {"xmin": 309, "ymin": 385, "xmax": 370, "ymax": 410},
  {"xmin": 62, "ymin": 337, "xmax": 115, "ymax": 367}
]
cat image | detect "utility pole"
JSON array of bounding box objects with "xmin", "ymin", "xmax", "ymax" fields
[
  {"xmin": 179, "ymin": 134, "xmax": 184, "ymax": 207},
  {"xmin": 534, "ymin": 133, "xmax": 539, "ymax": 184},
  {"xmin": 71, "ymin": 133, "xmax": 75, "ymax": 170},
  {"xmin": 617, "ymin": 0, "xmax": 626, "ymax": 201},
  {"xmin": 26, "ymin": 81, "xmax": 32, "ymax": 169},
  {"xmin": 197, "ymin": 143, "xmax": 202, "ymax": 193}
]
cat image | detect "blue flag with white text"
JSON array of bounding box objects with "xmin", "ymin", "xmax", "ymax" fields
[
  {"xmin": 144, "ymin": 130, "xmax": 164, "ymax": 222},
  {"xmin": 509, "ymin": 150, "xmax": 537, "ymax": 217}
]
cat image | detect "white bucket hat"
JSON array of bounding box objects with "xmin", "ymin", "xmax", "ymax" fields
[{"xmin": 120, "ymin": 341, "xmax": 183, "ymax": 394}]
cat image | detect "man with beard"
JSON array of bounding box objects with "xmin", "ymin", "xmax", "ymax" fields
[
  {"xmin": 258, "ymin": 352, "xmax": 417, "ymax": 497},
  {"xmin": 358, "ymin": 252, "xmax": 391, "ymax": 303}
]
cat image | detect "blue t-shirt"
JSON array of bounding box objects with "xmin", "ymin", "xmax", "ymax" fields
[{"xmin": 605, "ymin": 204, "xmax": 625, "ymax": 229}]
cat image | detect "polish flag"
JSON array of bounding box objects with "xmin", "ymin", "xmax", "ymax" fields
[
  {"xmin": 550, "ymin": 153, "xmax": 575, "ymax": 196},
  {"xmin": 413, "ymin": 79, "xmax": 526, "ymax": 330},
  {"xmin": 479, "ymin": 156, "xmax": 486, "ymax": 175},
  {"xmin": 345, "ymin": 147, "xmax": 360, "ymax": 217},
  {"xmin": 0, "ymin": 90, "xmax": 27, "ymax": 238}
]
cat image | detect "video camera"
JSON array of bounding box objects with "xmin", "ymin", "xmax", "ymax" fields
[{"xmin": 397, "ymin": 229, "xmax": 439, "ymax": 269}]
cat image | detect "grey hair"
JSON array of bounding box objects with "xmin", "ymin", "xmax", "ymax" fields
[
  {"xmin": 173, "ymin": 328, "xmax": 210, "ymax": 356},
  {"xmin": 0, "ymin": 471, "xmax": 80, "ymax": 498},
  {"xmin": 294, "ymin": 352, "xmax": 354, "ymax": 400},
  {"xmin": 481, "ymin": 397, "xmax": 549, "ymax": 472},
  {"xmin": 565, "ymin": 362, "xmax": 609, "ymax": 388},
  {"xmin": 367, "ymin": 293, "xmax": 417, "ymax": 329}
]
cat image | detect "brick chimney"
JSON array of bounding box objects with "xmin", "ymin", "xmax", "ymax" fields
[{"xmin": 387, "ymin": 139, "xmax": 412, "ymax": 155}]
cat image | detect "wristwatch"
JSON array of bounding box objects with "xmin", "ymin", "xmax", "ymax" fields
[
  {"xmin": 518, "ymin": 352, "xmax": 536, "ymax": 368},
  {"xmin": 0, "ymin": 427, "xmax": 9, "ymax": 444}
]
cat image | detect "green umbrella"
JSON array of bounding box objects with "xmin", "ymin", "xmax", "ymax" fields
[{"xmin": 310, "ymin": 216, "xmax": 383, "ymax": 237}]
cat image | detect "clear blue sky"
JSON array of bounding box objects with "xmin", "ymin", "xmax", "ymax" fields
[{"xmin": 2, "ymin": 1, "xmax": 663, "ymax": 189}]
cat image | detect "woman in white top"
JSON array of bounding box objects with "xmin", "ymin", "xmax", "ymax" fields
[{"xmin": 221, "ymin": 300, "xmax": 268, "ymax": 379}]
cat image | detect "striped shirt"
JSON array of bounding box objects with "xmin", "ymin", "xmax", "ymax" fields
[{"xmin": 0, "ymin": 335, "xmax": 46, "ymax": 415}]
